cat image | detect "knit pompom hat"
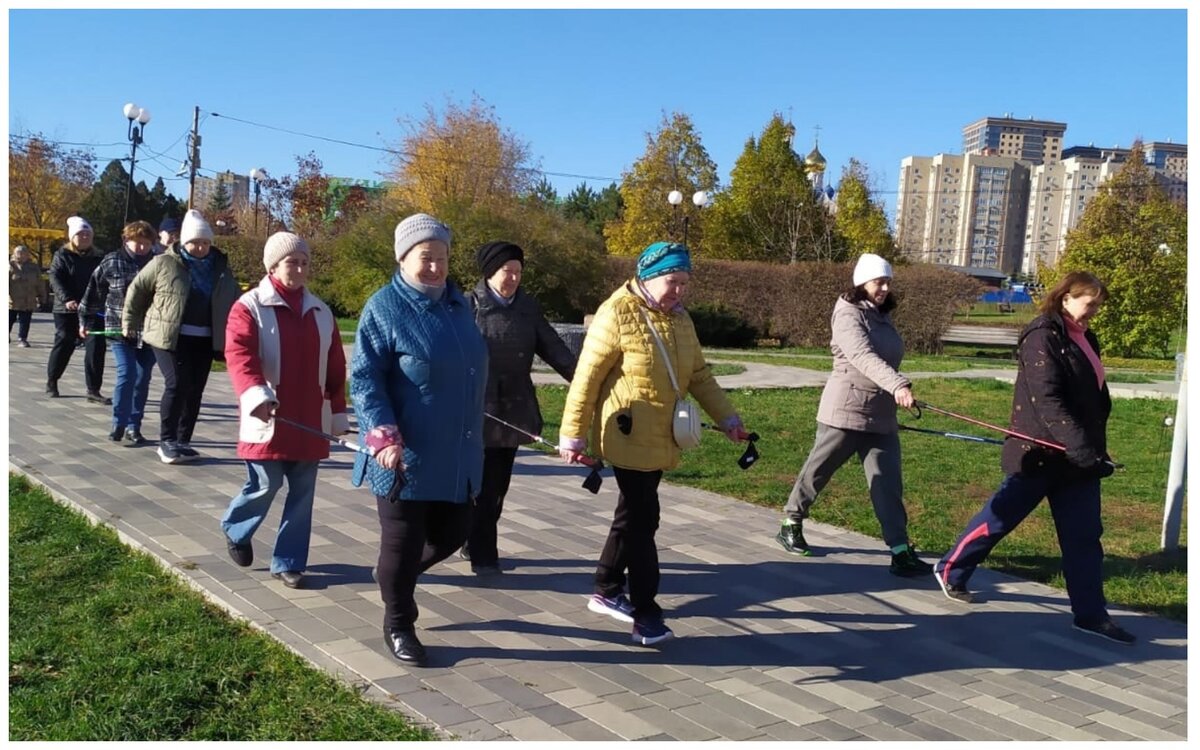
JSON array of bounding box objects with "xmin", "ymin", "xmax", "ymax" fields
[
  {"xmin": 66, "ymin": 216, "xmax": 93, "ymax": 241},
  {"xmin": 852, "ymin": 253, "xmax": 893, "ymax": 287},
  {"xmin": 394, "ymin": 213, "xmax": 451, "ymax": 263},
  {"xmin": 263, "ymin": 231, "xmax": 310, "ymax": 271},
  {"xmin": 180, "ymin": 209, "xmax": 214, "ymax": 245},
  {"xmin": 636, "ymin": 241, "xmax": 692, "ymax": 281}
]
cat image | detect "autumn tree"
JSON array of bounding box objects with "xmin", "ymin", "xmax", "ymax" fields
[
  {"xmin": 834, "ymin": 158, "xmax": 896, "ymax": 260},
  {"xmin": 281, "ymin": 152, "xmax": 332, "ymax": 238},
  {"xmin": 705, "ymin": 114, "xmax": 823, "ymax": 262},
  {"xmin": 1044, "ymin": 142, "xmax": 1187, "ymax": 358},
  {"xmin": 604, "ymin": 112, "xmax": 719, "ymax": 256},
  {"xmin": 387, "ymin": 95, "xmax": 538, "ymax": 215},
  {"xmin": 9, "ymin": 134, "xmax": 96, "ymax": 265}
]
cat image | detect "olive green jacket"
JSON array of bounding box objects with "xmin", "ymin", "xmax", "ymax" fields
[{"xmin": 123, "ymin": 245, "xmax": 239, "ymax": 352}]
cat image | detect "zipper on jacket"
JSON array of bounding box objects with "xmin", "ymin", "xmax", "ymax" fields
[{"xmin": 442, "ymin": 299, "xmax": 469, "ymax": 500}]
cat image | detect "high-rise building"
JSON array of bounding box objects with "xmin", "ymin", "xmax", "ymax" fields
[
  {"xmin": 1144, "ymin": 140, "xmax": 1188, "ymax": 204},
  {"xmin": 1021, "ymin": 154, "xmax": 1123, "ymax": 274},
  {"xmin": 962, "ymin": 115, "xmax": 1067, "ymax": 165},
  {"xmin": 191, "ymin": 171, "xmax": 250, "ymax": 213},
  {"xmin": 896, "ymin": 153, "xmax": 1029, "ymax": 273}
]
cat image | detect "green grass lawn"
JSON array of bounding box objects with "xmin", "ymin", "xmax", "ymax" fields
[
  {"xmin": 8, "ymin": 475, "xmax": 435, "ymax": 742},
  {"xmin": 535, "ymin": 380, "xmax": 1186, "ymax": 621}
]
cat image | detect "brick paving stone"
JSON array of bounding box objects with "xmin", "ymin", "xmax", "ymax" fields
[
  {"xmin": 494, "ymin": 715, "xmax": 572, "ymax": 740},
  {"xmin": 7, "ymin": 330, "xmax": 1186, "ymax": 741},
  {"xmin": 442, "ymin": 718, "xmax": 510, "ymax": 741},
  {"xmin": 554, "ymin": 719, "xmax": 623, "ymax": 741}
]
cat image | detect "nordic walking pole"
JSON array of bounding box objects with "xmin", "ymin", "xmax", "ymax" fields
[
  {"xmin": 484, "ymin": 412, "xmax": 605, "ymax": 493},
  {"xmin": 273, "ymin": 415, "xmax": 376, "ymax": 458},
  {"xmin": 700, "ymin": 422, "xmax": 761, "ymax": 469},
  {"xmin": 912, "ymin": 401, "xmax": 1122, "ymax": 469},
  {"xmin": 898, "ymin": 424, "xmax": 1004, "ymax": 446}
]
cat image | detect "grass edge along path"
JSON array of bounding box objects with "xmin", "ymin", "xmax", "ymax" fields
[
  {"xmin": 536, "ymin": 379, "xmax": 1186, "ymax": 622},
  {"xmin": 8, "ymin": 473, "xmax": 436, "ymax": 742}
]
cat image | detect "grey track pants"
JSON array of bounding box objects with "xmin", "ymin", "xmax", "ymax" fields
[{"xmin": 785, "ymin": 422, "xmax": 910, "ymax": 548}]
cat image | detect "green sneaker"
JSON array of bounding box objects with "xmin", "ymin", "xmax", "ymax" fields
[{"xmin": 775, "ymin": 520, "xmax": 812, "ymax": 556}]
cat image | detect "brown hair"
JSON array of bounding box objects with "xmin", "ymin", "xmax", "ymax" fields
[
  {"xmin": 1039, "ymin": 271, "xmax": 1108, "ymax": 316},
  {"xmin": 842, "ymin": 284, "xmax": 898, "ymax": 313},
  {"xmin": 122, "ymin": 220, "xmax": 157, "ymax": 242}
]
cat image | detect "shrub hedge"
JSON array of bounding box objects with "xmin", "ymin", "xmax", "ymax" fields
[{"xmin": 605, "ymin": 256, "xmax": 981, "ymax": 353}]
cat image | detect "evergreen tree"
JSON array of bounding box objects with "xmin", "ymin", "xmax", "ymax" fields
[
  {"xmin": 79, "ymin": 159, "xmax": 130, "ymax": 251},
  {"xmin": 207, "ymin": 176, "xmax": 232, "ymax": 215}
]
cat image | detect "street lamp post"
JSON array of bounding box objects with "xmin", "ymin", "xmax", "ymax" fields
[
  {"xmin": 122, "ymin": 102, "xmax": 151, "ymax": 224},
  {"xmin": 666, "ymin": 189, "xmax": 710, "ymax": 246},
  {"xmin": 250, "ymin": 168, "xmax": 265, "ymax": 237}
]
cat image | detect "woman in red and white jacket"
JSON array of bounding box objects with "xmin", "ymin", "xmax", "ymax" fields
[{"xmin": 219, "ymin": 232, "xmax": 348, "ymax": 589}]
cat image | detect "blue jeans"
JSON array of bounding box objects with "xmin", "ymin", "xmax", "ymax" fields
[
  {"xmin": 221, "ymin": 460, "xmax": 320, "ymax": 574},
  {"xmin": 109, "ymin": 338, "xmax": 156, "ymax": 431},
  {"xmin": 937, "ymin": 472, "xmax": 1107, "ymax": 624}
]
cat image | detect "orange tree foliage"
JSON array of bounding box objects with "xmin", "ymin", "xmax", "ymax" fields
[{"xmin": 9, "ymin": 134, "xmax": 95, "ymax": 266}]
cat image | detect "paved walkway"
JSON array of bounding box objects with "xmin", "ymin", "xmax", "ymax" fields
[{"xmin": 8, "ymin": 315, "xmax": 1188, "ymax": 740}]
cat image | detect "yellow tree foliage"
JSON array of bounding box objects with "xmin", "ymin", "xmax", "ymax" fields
[
  {"xmin": 9, "ymin": 134, "xmax": 95, "ymax": 265},
  {"xmin": 604, "ymin": 112, "xmax": 719, "ymax": 257},
  {"xmin": 387, "ymin": 96, "xmax": 537, "ymax": 215}
]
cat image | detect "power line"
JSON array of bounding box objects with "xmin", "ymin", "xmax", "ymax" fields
[
  {"xmin": 206, "ymin": 109, "xmax": 623, "ymax": 183},
  {"xmin": 8, "ymin": 133, "xmax": 127, "ymax": 149}
]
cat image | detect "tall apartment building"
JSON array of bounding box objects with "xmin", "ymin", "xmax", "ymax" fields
[
  {"xmin": 962, "ymin": 115, "xmax": 1067, "ymax": 165},
  {"xmin": 1145, "ymin": 140, "xmax": 1188, "ymax": 204},
  {"xmin": 191, "ymin": 171, "xmax": 250, "ymax": 213},
  {"xmin": 896, "ymin": 153, "xmax": 1029, "ymax": 274},
  {"xmin": 1021, "ymin": 155, "xmax": 1123, "ymax": 274}
]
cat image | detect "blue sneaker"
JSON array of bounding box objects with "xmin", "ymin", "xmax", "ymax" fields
[
  {"xmin": 587, "ymin": 593, "xmax": 635, "ymax": 623},
  {"xmin": 632, "ymin": 617, "xmax": 674, "ymax": 646}
]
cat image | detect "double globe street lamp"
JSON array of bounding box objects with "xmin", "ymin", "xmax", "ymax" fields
[
  {"xmin": 122, "ymin": 102, "xmax": 151, "ymax": 224},
  {"xmin": 667, "ymin": 189, "xmax": 710, "ymax": 246}
]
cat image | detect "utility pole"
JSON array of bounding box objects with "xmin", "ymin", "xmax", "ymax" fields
[
  {"xmin": 187, "ymin": 106, "xmax": 201, "ymax": 208},
  {"xmin": 1161, "ymin": 354, "xmax": 1187, "ymax": 550}
]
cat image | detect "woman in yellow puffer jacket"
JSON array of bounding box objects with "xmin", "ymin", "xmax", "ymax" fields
[{"xmin": 559, "ymin": 241, "xmax": 749, "ymax": 646}]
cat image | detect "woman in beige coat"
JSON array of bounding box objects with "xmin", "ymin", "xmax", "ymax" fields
[
  {"xmin": 559, "ymin": 241, "xmax": 749, "ymax": 646},
  {"xmin": 9, "ymin": 245, "xmax": 41, "ymax": 347},
  {"xmin": 774, "ymin": 253, "xmax": 932, "ymax": 577}
]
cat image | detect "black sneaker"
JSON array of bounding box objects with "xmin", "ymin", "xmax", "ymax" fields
[
  {"xmin": 86, "ymin": 391, "xmax": 113, "ymax": 405},
  {"xmin": 775, "ymin": 520, "xmax": 812, "ymax": 556},
  {"xmin": 176, "ymin": 443, "xmax": 201, "ymax": 461},
  {"xmin": 936, "ymin": 570, "xmax": 976, "ymax": 604},
  {"xmin": 226, "ymin": 537, "xmax": 253, "ymax": 567},
  {"xmin": 272, "ymin": 570, "xmax": 304, "ymax": 589},
  {"xmin": 157, "ymin": 443, "xmax": 183, "ymax": 464},
  {"xmin": 124, "ymin": 429, "xmax": 148, "ymax": 446},
  {"xmin": 107, "ymin": 426, "xmax": 126, "ymax": 441},
  {"xmin": 45, "ymin": 381, "xmax": 60, "ymax": 398},
  {"xmin": 472, "ymin": 563, "xmax": 502, "ymax": 576},
  {"xmin": 1073, "ymin": 618, "xmax": 1136, "ymax": 645},
  {"xmin": 385, "ymin": 629, "xmax": 428, "ymax": 666},
  {"xmin": 890, "ymin": 545, "xmax": 934, "ymax": 577}
]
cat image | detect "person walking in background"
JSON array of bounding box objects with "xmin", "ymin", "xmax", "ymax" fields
[
  {"xmin": 774, "ymin": 253, "xmax": 933, "ymax": 578},
  {"xmin": 559, "ymin": 241, "xmax": 750, "ymax": 647},
  {"xmin": 46, "ymin": 216, "xmax": 108, "ymax": 401},
  {"xmin": 123, "ymin": 209, "xmax": 240, "ymax": 464},
  {"xmin": 79, "ymin": 221, "xmax": 157, "ymax": 445},
  {"xmin": 350, "ymin": 213, "xmax": 488, "ymax": 666},
  {"xmin": 464, "ymin": 240, "xmax": 576, "ymax": 575},
  {"xmin": 156, "ymin": 216, "xmax": 181, "ymax": 255},
  {"xmin": 220, "ymin": 232, "xmax": 348, "ymax": 590},
  {"xmin": 935, "ymin": 271, "xmax": 1134, "ymax": 645},
  {"xmin": 9, "ymin": 245, "xmax": 41, "ymax": 347}
]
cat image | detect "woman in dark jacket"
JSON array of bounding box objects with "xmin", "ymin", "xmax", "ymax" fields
[
  {"xmin": 46, "ymin": 216, "xmax": 107, "ymax": 400},
  {"xmin": 464, "ymin": 241, "xmax": 576, "ymax": 575},
  {"xmin": 935, "ymin": 271, "xmax": 1133, "ymax": 644}
]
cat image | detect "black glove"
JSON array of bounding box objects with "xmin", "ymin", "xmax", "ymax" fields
[{"xmin": 1095, "ymin": 459, "xmax": 1115, "ymax": 479}]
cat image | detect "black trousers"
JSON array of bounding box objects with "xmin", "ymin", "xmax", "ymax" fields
[
  {"xmin": 595, "ymin": 467, "xmax": 664, "ymax": 621},
  {"xmin": 467, "ymin": 446, "xmax": 519, "ymax": 567},
  {"xmin": 151, "ymin": 335, "xmax": 214, "ymax": 444},
  {"xmin": 9, "ymin": 310, "xmax": 33, "ymax": 340},
  {"xmin": 47, "ymin": 312, "xmax": 105, "ymax": 392},
  {"xmin": 376, "ymin": 497, "xmax": 470, "ymax": 633}
]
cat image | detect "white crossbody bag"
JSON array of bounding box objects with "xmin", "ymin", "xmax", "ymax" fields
[{"xmin": 640, "ymin": 308, "xmax": 703, "ymax": 450}]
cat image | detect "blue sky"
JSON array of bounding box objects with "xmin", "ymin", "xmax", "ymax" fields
[{"xmin": 7, "ymin": 8, "xmax": 1189, "ymax": 222}]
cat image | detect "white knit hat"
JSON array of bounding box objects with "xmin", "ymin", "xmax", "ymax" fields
[
  {"xmin": 66, "ymin": 216, "xmax": 92, "ymax": 240},
  {"xmin": 852, "ymin": 253, "xmax": 893, "ymax": 287},
  {"xmin": 393, "ymin": 213, "xmax": 451, "ymax": 263},
  {"xmin": 180, "ymin": 209, "xmax": 214, "ymax": 245},
  {"xmin": 263, "ymin": 231, "xmax": 310, "ymax": 271}
]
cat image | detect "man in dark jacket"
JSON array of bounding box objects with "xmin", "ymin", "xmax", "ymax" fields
[
  {"xmin": 46, "ymin": 216, "xmax": 108, "ymax": 401},
  {"xmin": 463, "ymin": 241, "xmax": 577, "ymax": 574}
]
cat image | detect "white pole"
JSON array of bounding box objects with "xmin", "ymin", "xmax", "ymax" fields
[{"xmin": 1161, "ymin": 355, "xmax": 1187, "ymax": 550}]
